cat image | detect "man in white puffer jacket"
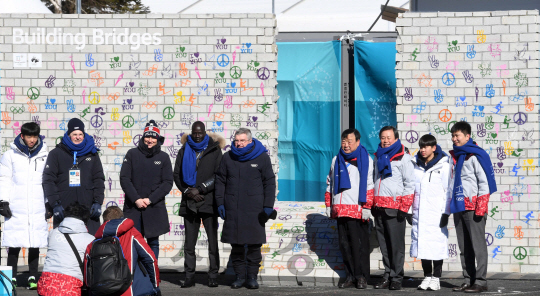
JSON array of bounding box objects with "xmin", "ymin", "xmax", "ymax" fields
[
  {"xmin": 325, "ymin": 129, "xmax": 374, "ymax": 290},
  {"xmin": 0, "ymin": 122, "xmax": 49, "ymax": 289},
  {"xmin": 410, "ymin": 134, "xmax": 452, "ymax": 291}
]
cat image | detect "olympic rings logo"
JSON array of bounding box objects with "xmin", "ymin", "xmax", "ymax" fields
[{"xmin": 255, "ymin": 132, "xmax": 270, "ymax": 140}]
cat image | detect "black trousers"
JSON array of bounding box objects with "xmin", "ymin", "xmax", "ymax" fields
[
  {"xmin": 230, "ymin": 244, "xmax": 262, "ymax": 277},
  {"xmin": 374, "ymin": 208, "xmax": 406, "ymax": 283},
  {"xmin": 337, "ymin": 217, "xmax": 370, "ymax": 280},
  {"xmin": 183, "ymin": 213, "xmax": 220, "ymax": 279},
  {"xmin": 7, "ymin": 247, "xmax": 39, "ymax": 278},
  {"xmin": 421, "ymin": 259, "xmax": 443, "ymax": 278}
]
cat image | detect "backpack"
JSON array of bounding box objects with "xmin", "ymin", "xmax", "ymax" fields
[{"xmin": 85, "ymin": 236, "xmax": 132, "ymax": 296}]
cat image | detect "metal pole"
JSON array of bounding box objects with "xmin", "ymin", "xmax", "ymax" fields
[
  {"xmin": 340, "ymin": 38, "xmax": 350, "ymax": 132},
  {"xmin": 77, "ymin": 0, "xmax": 81, "ymax": 14},
  {"xmin": 272, "ymin": 0, "xmax": 275, "ymax": 14}
]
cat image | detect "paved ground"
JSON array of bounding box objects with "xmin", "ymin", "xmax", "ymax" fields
[{"xmin": 9, "ymin": 272, "xmax": 540, "ymax": 295}]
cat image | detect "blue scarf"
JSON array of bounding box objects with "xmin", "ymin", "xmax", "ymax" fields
[
  {"xmin": 230, "ymin": 138, "xmax": 267, "ymax": 162},
  {"xmin": 376, "ymin": 139, "xmax": 402, "ymax": 179},
  {"xmin": 333, "ymin": 144, "xmax": 369, "ymax": 203},
  {"xmin": 450, "ymin": 138, "xmax": 497, "ymax": 214},
  {"xmin": 14, "ymin": 134, "xmax": 43, "ymax": 158},
  {"xmin": 182, "ymin": 135, "xmax": 209, "ymax": 186},
  {"xmin": 61, "ymin": 132, "xmax": 99, "ymax": 157},
  {"xmin": 416, "ymin": 145, "xmax": 447, "ymax": 171}
]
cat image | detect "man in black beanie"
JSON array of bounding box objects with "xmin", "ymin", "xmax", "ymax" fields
[
  {"xmin": 67, "ymin": 118, "xmax": 85, "ymax": 138},
  {"xmin": 120, "ymin": 120, "xmax": 173, "ymax": 259},
  {"xmin": 43, "ymin": 118, "xmax": 105, "ymax": 235}
]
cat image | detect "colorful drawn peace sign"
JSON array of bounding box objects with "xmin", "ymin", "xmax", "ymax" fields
[
  {"xmin": 89, "ymin": 92, "xmax": 101, "ymax": 104},
  {"xmin": 442, "ymin": 72, "xmax": 455, "ymax": 86},
  {"xmin": 485, "ymin": 233, "xmax": 494, "ymax": 246},
  {"xmin": 513, "ymin": 246, "xmax": 527, "ymax": 260},
  {"xmin": 122, "ymin": 115, "xmax": 135, "ymax": 128},
  {"xmin": 27, "ymin": 87, "xmax": 40, "ymax": 100},
  {"xmin": 163, "ymin": 106, "xmax": 176, "ymax": 120},
  {"xmin": 230, "ymin": 66, "xmax": 242, "ymax": 79},
  {"xmin": 406, "ymin": 130, "xmax": 419, "ymax": 143},
  {"xmin": 90, "ymin": 115, "xmax": 103, "ymax": 128},
  {"xmin": 513, "ymin": 112, "xmax": 527, "ymax": 125},
  {"xmin": 133, "ymin": 134, "xmax": 142, "ymax": 146},
  {"xmin": 257, "ymin": 67, "xmax": 270, "ymax": 80},
  {"xmin": 439, "ymin": 109, "xmax": 452, "ymax": 122},
  {"xmin": 217, "ymin": 54, "xmax": 230, "ymax": 67}
]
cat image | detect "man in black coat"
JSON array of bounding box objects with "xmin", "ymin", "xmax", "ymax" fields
[
  {"xmin": 173, "ymin": 121, "xmax": 225, "ymax": 288},
  {"xmin": 215, "ymin": 128, "xmax": 276, "ymax": 289},
  {"xmin": 43, "ymin": 118, "xmax": 105, "ymax": 235},
  {"xmin": 120, "ymin": 120, "xmax": 173, "ymax": 259}
]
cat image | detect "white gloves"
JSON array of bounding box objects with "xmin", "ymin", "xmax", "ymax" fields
[
  {"xmin": 325, "ymin": 207, "xmax": 332, "ymax": 218},
  {"xmin": 361, "ymin": 208, "xmax": 372, "ymax": 221}
]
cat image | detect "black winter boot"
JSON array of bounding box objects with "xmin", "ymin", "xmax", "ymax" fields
[
  {"xmin": 245, "ymin": 274, "xmax": 259, "ymax": 289},
  {"xmin": 231, "ymin": 275, "xmax": 246, "ymax": 289}
]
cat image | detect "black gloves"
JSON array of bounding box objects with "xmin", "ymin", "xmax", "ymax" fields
[
  {"xmin": 185, "ymin": 187, "xmax": 204, "ymax": 202},
  {"xmin": 0, "ymin": 201, "xmax": 13, "ymax": 219},
  {"xmin": 45, "ymin": 202, "xmax": 53, "ymax": 220},
  {"xmin": 397, "ymin": 210, "xmax": 412, "ymax": 225},
  {"xmin": 53, "ymin": 203, "xmax": 65, "ymax": 221},
  {"xmin": 185, "ymin": 187, "xmax": 199, "ymax": 198},
  {"xmin": 258, "ymin": 208, "xmax": 277, "ymax": 226},
  {"xmin": 193, "ymin": 195, "xmax": 204, "ymax": 202},
  {"xmin": 90, "ymin": 203, "xmax": 102, "ymax": 220},
  {"xmin": 440, "ymin": 214, "xmax": 449, "ymax": 228},
  {"xmin": 406, "ymin": 213, "xmax": 413, "ymax": 225}
]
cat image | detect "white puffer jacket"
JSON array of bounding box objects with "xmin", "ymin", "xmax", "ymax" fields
[
  {"xmin": 0, "ymin": 142, "xmax": 49, "ymax": 248},
  {"xmin": 410, "ymin": 154, "xmax": 452, "ymax": 260}
]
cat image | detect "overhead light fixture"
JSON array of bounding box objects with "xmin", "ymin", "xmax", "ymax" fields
[{"xmin": 381, "ymin": 5, "xmax": 409, "ymax": 23}]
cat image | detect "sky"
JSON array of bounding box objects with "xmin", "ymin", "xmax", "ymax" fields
[{"xmin": 140, "ymin": 0, "xmax": 407, "ymax": 32}]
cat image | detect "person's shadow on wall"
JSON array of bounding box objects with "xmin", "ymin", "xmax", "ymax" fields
[{"xmin": 305, "ymin": 213, "xmax": 379, "ymax": 285}]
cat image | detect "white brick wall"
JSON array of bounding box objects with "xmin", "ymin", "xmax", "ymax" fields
[
  {"xmin": 0, "ymin": 13, "xmax": 279, "ymax": 270},
  {"xmin": 396, "ymin": 10, "xmax": 540, "ymax": 273}
]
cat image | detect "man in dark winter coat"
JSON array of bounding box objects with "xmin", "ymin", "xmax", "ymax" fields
[
  {"xmin": 173, "ymin": 121, "xmax": 225, "ymax": 288},
  {"xmin": 120, "ymin": 120, "xmax": 173, "ymax": 259},
  {"xmin": 215, "ymin": 128, "xmax": 276, "ymax": 290},
  {"xmin": 43, "ymin": 118, "xmax": 105, "ymax": 235}
]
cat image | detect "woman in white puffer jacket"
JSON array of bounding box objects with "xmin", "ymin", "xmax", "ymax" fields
[
  {"xmin": 409, "ymin": 134, "xmax": 452, "ymax": 291},
  {"xmin": 0, "ymin": 122, "xmax": 49, "ymax": 289}
]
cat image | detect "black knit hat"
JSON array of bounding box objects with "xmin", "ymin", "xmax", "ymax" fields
[
  {"xmin": 67, "ymin": 118, "xmax": 85, "ymax": 135},
  {"xmin": 143, "ymin": 120, "xmax": 161, "ymax": 139}
]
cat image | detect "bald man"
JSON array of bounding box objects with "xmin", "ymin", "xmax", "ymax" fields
[{"xmin": 173, "ymin": 121, "xmax": 225, "ymax": 288}]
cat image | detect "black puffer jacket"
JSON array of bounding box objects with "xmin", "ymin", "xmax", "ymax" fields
[
  {"xmin": 42, "ymin": 143, "xmax": 105, "ymax": 235},
  {"xmin": 173, "ymin": 133, "xmax": 225, "ymax": 216},
  {"xmin": 120, "ymin": 141, "xmax": 173, "ymax": 238},
  {"xmin": 215, "ymin": 151, "xmax": 276, "ymax": 244}
]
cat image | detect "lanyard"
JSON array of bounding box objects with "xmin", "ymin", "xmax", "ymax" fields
[{"xmin": 71, "ymin": 152, "xmax": 79, "ymax": 169}]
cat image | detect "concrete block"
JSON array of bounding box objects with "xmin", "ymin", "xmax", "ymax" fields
[{"xmin": 430, "ymin": 18, "xmax": 447, "ymax": 26}]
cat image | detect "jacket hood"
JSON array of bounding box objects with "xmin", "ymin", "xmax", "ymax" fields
[
  {"xmin": 412, "ymin": 155, "xmax": 449, "ymax": 171},
  {"xmin": 181, "ymin": 132, "xmax": 226, "ymax": 149},
  {"xmin": 58, "ymin": 217, "xmax": 90, "ymax": 234},
  {"xmin": 94, "ymin": 218, "xmax": 135, "ymax": 239},
  {"xmin": 10, "ymin": 141, "xmax": 48, "ymax": 158}
]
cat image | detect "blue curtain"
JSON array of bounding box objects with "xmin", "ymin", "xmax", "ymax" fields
[
  {"xmin": 354, "ymin": 41, "xmax": 397, "ymax": 154},
  {"xmin": 277, "ymin": 41, "xmax": 341, "ymax": 202}
]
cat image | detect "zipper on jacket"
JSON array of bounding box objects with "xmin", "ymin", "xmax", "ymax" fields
[{"xmin": 429, "ymin": 172, "xmax": 433, "ymax": 182}]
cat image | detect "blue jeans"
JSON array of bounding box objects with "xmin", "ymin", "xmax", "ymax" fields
[{"xmin": 134, "ymin": 217, "xmax": 160, "ymax": 259}]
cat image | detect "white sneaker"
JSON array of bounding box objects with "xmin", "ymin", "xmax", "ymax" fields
[
  {"xmin": 427, "ymin": 277, "xmax": 440, "ymax": 291},
  {"xmin": 418, "ymin": 276, "xmax": 432, "ymax": 290}
]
